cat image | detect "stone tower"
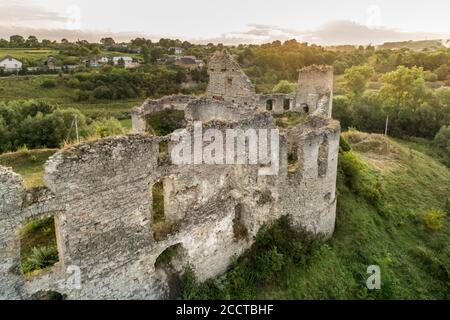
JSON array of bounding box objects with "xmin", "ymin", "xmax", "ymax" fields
[
  {"xmin": 206, "ymin": 50, "xmax": 256, "ymax": 105},
  {"xmin": 295, "ymin": 65, "xmax": 333, "ymax": 118}
]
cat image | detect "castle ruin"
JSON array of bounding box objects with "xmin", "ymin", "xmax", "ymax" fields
[{"xmin": 0, "ymin": 51, "xmax": 340, "ymax": 299}]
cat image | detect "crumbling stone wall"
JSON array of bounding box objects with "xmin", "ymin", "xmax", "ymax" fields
[
  {"xmin": 132, "ymin": 95, "xmax": 198, "ymax": 133},
  {"xmin": 1, "ymin": 51, "xmax": 340, "ymax": 300},
  {"xmin": 258, "ymin": 93, "xmax": 296, "ymax": 114},
  {"xmin": 206, "ymin": 51, "xmax": 256, "ymax": 105},
  {"xmin": 294, "ymin": 65, "xmax": 334, "ymax": 117}
]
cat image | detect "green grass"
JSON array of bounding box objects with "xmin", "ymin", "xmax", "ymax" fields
[
  {"xmin": 0, "ymin": 149, "xmax": 57, "ymax": 188},
  {"xmin": 120, "ymin": 118, "xmax": 132, "ymax": 129},
  {"xmin": 0, "ymin": 48, "xmax": 138, "ymax": 63},
  {"xmin": 274, "ymin": 112, "xmax": 307, "ymax": 129},
  {"xmin": 180, "ymin": 132, "xmax": 450, "ymax": 299},
  {"xmin": 395, "ymin": 136, "xmax": 450, "ymax": 168},
  {"xmin": 146, "ymin": 109, "xmax": 185, "ymax": 136},
  {"xmin": 0, "ymin": 75, "xmax": 144, "ymax": 117},
  {"xmin": 0, "ymin": 48, "xmax": 58, "ymax": 62},
  {"xmin": 20, "ymin": 216, "xmax": 59, "ymax": 276}
]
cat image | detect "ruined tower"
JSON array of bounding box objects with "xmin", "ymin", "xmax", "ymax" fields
[
  {"xmin": 295, "ymin": 65, "xmax": 333, "ymax": 117},
  {"xmin": 206, "ymin": 50, "xmax": 256, "ymax": 105}
]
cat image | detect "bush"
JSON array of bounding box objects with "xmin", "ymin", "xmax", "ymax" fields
[
  {"xmin": 41, "ymin": 79, "xmax": 57, "ymax": 88},
  {"xmin": 67, "ymin": 78, "xmax": 80, "ymax": 88},
  {"xmin": 22, "ymin": 245, "xmax": 59, "ymax": 274},
  {"xmin": 179, "ymin": 216, "xmax": 320, "ymax": 299},
  {"xmin": 272, "ymin": 80, "xmax": 297, "ymax": 93},
  {"xmin": 338, "ymin": 147, "xmax": 382, "ymax": 207},
  {"xmin": 92, "ymin": 85, "xmax": 114, "ymax": 99},
  {"xmin": 146, "ymin": 109, "xmax": 185, "ymax": 136},
  {"xmin": 434, "ymin": 125, "xmax": 450, "ymax": 150},
  {"xmin": 88, "ymin": 117, "xmax": 126, "ymax": 138},
  {"xmin": 424, "ymin": 71, "xmax": 438, "ymax": 82},
  {"xmin": 423, "ymin": 209, "xmax": 446, "ymax": 231}
]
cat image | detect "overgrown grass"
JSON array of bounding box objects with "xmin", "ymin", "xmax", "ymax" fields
[
  {"xmin": 145, "ymin": 109, "xmax": 185, "ymax": 136},
  {"xmin": 20, "ymin": 216, "xmax": 59, "ymax": 276},
  {"xmin": 0, "ymin": 149, "xmax": 57, "ymax": 188},
  {"xmin": 180, "ymin": 132, "xmax": 450, "ymax": 300},
  {"xmin": 0, "ymin": 48, "xmax": 58, "ymax": 61},
  {"xmin": 274, "ymin": 112, "xmax": 307, "ymax": 129},
  {"xmin": 395, "ymin": 136, "xmax": 450, "ymax": 168},
  {"xmin": 0, "ymin": 75, "xmax": 143, "ymax": 118}
]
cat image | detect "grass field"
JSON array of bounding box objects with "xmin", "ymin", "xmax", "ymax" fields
[
  {"xmin": 0, "ymin": 149, "xmax": 57, "ymax": 188},
  {"xmin": 0, "ymin": 48, "xmax": 140, "ymax": 62},
  {"xmin": 0, "ymin": 48, "xmax": 58, "ymax": 61},
  {"xmin": 0, "ymin": 75, "xmax": 144, "ymax": 117},
  {"xmin": 181, "ymin": 132, "xmax": 450, "ymax": 300}
]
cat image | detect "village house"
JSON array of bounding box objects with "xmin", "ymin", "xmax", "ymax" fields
[
  {"xmin": 43, "ymin": 56, "xmax": 59, "ymax": 70},
  {"xmin": 85, "ymin": 56, "xmax": 109, "ymax": 68},
  {"xmin": 0, "ymin": 55, "xmax": 22, "ymax": 71},
  {"xmin": 112, "ymin": 56, "xmax": 134, "ymax": 68},
  {"xmin": 169, "ymin": 47, "xmax": 185, "ymax": 55},
  {"xmin": 174, "ymin": 55, "xmax": 203, "ymax": 69}
]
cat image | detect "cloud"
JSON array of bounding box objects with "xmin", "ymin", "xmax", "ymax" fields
[
  {"xmin": 0, "ymin": 0, "xmax": 67, "ymax": 28},
  {"xmin": 0, "ymin": 10, "xmax": 448, "ymax": 46},
  {"xmin": 205, "ymin": 21, "xmax": 450, "ymax": 46}
]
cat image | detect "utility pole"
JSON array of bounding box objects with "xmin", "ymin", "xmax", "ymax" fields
[
  {"xmin": 74, "ymin": 114, "xmax": 80, "ymax": 143},
  {"xmin": 384, "ymin": 115, "xmax": 389, "ymax": 136}
]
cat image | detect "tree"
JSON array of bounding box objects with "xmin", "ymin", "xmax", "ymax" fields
[
  {"xmin": 25, "ymin": 35, "xmax": 39, "ymax": 48},
  {"xmin": 90, "ymin": 46, "xmax": 101, "ymax": 56},
  {"xmin": 272, "ymin": 80, "xmax": 297, "ymax": 93},
  {"xmin": 379, "ymin": 66, "xmax": 427, "ymax": 110},
  {"xmin": 9, "ymin": 35, "xmax": 25, "ymax": 47},
  {"xmin": 435, "ymin": 64, "xmax": 449, "ymax": 81},
  {"xmin": 100, "ymin": 37, "xmax": 115, "ymax": 47},
  {"xmin": 41, "ymin": 39, "xmax": 52, "ymax": 48},
  {"xmin": 141, "ymin": 44, "xmax": 150, "ymax": 64},
  {"xmin": 343, "ymin": 65, "xmax": 374, "ymax": 102}
]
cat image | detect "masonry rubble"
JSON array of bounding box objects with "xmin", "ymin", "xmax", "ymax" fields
[{"xmin": 0, "ymin": 50, "xmax": 340, "ymax": 300}]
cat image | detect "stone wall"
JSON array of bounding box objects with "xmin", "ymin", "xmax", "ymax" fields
[
  {"xmin": 257, "ymin": 93, "xmax": 296, "ymax": 114},
  {"xmin": 294, "ymin": 65, "xmax": 334, "ymax": 117},
  {"xmin": 0, "ymin": 100, "xmax": 339, "ymax": 299},
  {"xmin": 205, "ymin": 51, "xmax": 256, "ymax": 105},
  {"xmin": 132, "ymin": 95, "xmax": 198, "ymax": 133},
  {"xmin": 1, "ymin": 51, "xmax": 340, "ymax": 300}
]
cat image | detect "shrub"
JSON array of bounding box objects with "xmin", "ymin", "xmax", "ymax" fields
[
  {"xmin": 424, "ymin": 71, "xmax": 438, "ymax": 82},
  {"xmin": 41, "ymin": 79, "xmax": 57, "ymax": 88},
  {"xmin": 339, "ymin": 135, "xmax": 352, "ymax": 152},
  {"xmin": 22, "ymin": 245, "xmax": 59, "ymax": 274},
  {"xmin": 88, "ymin": 117, "xmax": 126, "ymax": 138},
  {"xmin": 146, "ymin": 109, "xmax": 185, "ymax": 136},
  {"xmin": 179, "ymin": 216, "xmax": 320, "ymax": 299},
  {"xmin": 338, "ymin": 148, "xmax": 382, "ymax": 207},
  {"xmin": 423, "ymin": 209, "xmax": 446, "ymax": 231},
  {"xmin": 92, "ymin": 85, "xmax": 113, "ymax": 99},
  {"xmin": 67, "ymin": 78, "xmax": 80, "ymax": 88},
  {"xmin": 434, "ymin": 125, "xmax": 450, "ymax": 150}
]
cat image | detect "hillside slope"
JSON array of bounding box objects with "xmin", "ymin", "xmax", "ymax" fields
[{"xmin": 264, "ymin": 132, "xmax": 449, "ymax": 299}]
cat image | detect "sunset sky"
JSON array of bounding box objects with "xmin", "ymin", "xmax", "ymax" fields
[{"xmin": 1, "ymin": 0, "xmax": 449, "ymax": 44}]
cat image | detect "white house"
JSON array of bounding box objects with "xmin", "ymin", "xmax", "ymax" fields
[
  {"xmin": 0, "ymin": 56, "xmax": 22, "ymax": 71},
  {"xmin": 169, "ymin": 47, "xmax": 184, "ymax": 55},
  {"xmin": 112, "ymin": 56, "xmax": 133, "ymax": 68},
  {"xmin": 98, "ymin": 56, "xmax": 109, "ymax": 64}
]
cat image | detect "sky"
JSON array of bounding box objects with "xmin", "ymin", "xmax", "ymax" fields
[{"xmin": 1, "ymin": 0, "xmax": 450, "ymax": 45}]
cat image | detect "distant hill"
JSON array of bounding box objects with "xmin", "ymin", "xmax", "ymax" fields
[{"xmin": 377, "ymin": 39, "xmax": 449, "ymax": 51}]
